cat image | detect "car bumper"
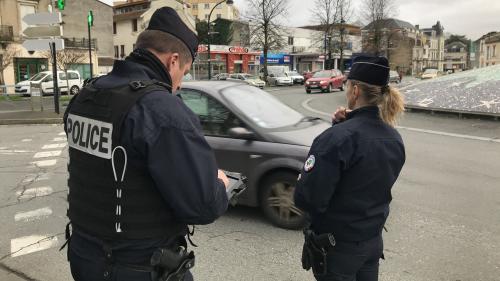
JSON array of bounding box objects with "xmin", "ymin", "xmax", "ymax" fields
[
  {"xmin": 293, "ymin": 79, "xmax": 304, "ymax": 84},
  {"xmin": 306, "ymin": 85, "xmax": 328, "ymax": 90},
  {"xmin": 277, "ymin": 81, "xmax": 293, "ymax": 86}
]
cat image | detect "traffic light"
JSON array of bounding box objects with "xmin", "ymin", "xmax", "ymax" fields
[
  {"xmin": 57, "ymin": 0, "xmax": 65, "ymax": 10},
  {"xmin": 87, "ymin": 10, "xmax": 94, "ymax": 27}
]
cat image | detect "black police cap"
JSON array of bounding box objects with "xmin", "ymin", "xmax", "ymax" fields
[
  {"xmin": 347, "ymin": 56, "xmax": 390, "ymax": 86},
  {"xmin": 147, "ymin": 7, "xmax": 199, "ymax": 61}
]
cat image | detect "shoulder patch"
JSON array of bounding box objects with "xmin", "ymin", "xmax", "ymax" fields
[{"xmin": 304, "ymin": 155, "xmax": 316, "ymax": 172}]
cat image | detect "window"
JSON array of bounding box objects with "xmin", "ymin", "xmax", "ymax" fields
[
  {"xmin": 204, "ymin": 3, "xmax": 210, "ymax": 9},
  {"xmin": 288, "ymin": 36, "xmax": 294, "ymax": 45},
  {"xmin": 120, "ymin": 45, "xmax": 125, "ymax": 58},
  {"xmin": 487, "ymin": 46, "xmax": 490, "ymax": 59},
  {"xmin": 132, "ymin": 19, "xmax": 138, "ymax": 32},
  {"xmin": 179, "ymin": 89, "xmax": 246, "ymax": 137},
  {"xmin": 493, "ymin": 46, "xmax": 497, "ymax": 57},
  {"xmin": 19, "ymin": 4, "xmax": 36, "ymax": 34},
  {"xmin": 114, "ymin": 46, "xmax": 119, "ymax": 58},
  {"xmin": 204, "ymin": 14, "xmax": 209, "ymax": 20},
  {"xmin": 59, "ymin": 73, "xmax": 67, "ymax": 80},
  {"xmin": 68, "ymin": 72, "xmax": 80, "ymax": 80},
  {"xmin": 113, "ymin": 22, "xmax": 117, "ymax": 34},
  {"xmin": 216, "ymin": 14, "xmax": 222, "ymax": 19},
  {"xmin": 192, "ymin": 4, "xmax": 198, "ymax": 9}
]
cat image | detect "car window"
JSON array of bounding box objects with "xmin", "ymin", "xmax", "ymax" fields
[
  {"xmin": 31, "ymin": 73, "xmax": 46, "ymax": 81},
  {"xmin": 179, "ymin": 89, "xmax": 246, "ymax": 137},
  {"xmin": 313, "ymin": 71, "xmax": 331, "ymax": 78},
  {"xmin": 59, "ymin": 73, "xmax": 67, "ymax": 80},
  {"xmin": 69, "ymin": 72, "xmax": 79, "ymax": 80}
]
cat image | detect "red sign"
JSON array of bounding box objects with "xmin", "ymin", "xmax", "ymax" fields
[
  {"xmin": 229, "ymin": 46, "xmax": 249, "ymax": 53},
  {"xmin": 198, "ymin": 45, "xmax": 208, "ymax": 53}
]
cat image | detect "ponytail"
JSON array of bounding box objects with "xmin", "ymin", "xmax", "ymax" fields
[{"xmin": 349, "ymin": 80, "xmax": 405, "ymax": 127}]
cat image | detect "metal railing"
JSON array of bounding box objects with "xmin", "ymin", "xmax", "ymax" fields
[
  {"xmin": 64, "ymin": 37, "xmax": 98, "ymax": 50},
  {"xmin": 0, "ymin": 25, "xmax": 14, "ymax": 42}
]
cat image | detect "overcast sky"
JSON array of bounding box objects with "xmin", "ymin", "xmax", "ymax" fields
[{"xmin": 233, "ymin": 0, "xmax": 500, "ymax": 40}]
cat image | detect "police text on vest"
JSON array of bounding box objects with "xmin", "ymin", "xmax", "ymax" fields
[{"xmin": 66, "ymin": 114, "xmax": 113, "ymax": 159}]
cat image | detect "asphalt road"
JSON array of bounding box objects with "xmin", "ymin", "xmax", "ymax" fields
[{"xmin": 0, "ymin": 85, "xmax": 499, "ymax": 281}]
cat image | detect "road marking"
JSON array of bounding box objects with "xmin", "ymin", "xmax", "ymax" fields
[
  {"xmin": 33, "ymin": 150, "xmax": 62, "ymax": 158},
  {"xmin": 302, "ymin": 98, "xmax": 500, "ymax": 143},
  {"xmin": 52, "ymin": 137, "xmax": 66, "ymax": 142},
  {"xmin": 42, "ymin": 143, "xmax": 67, "ymax": 149},
  {"xmin": 10, "ymin": 235, "xmax": 59, "ymax": 257},
  {"xmin": 0, "ymin": 149, "xmax": 32, "ymax": 154},
  {"xmin": 16, "ymin": 186, "xmax": 53, "ymax": 200},
  {"xmin": 31, "ymin": 159, "xmax": 57, "ymax": 167},
  {"xmin": 22, "ymin": 173, "xmax": 50, "ymax": 183},
  {"xmin": 21, "ymin": 139, "xmax": 32, "ymax": 142},
  {"xmin": 14, "ymin": 207, "xmax": 53, "ymax": 222},
  {"xmin": 58, "ymin": 132, "xmax": 66, "ymax": 136}
]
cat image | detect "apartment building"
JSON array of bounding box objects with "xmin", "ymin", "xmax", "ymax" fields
[{"xmin": 186, "ymin": 0, "xmax": 239, "ymax": 21}]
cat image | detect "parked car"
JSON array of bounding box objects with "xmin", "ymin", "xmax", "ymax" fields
[
  {"xmin": 179, "ymin": 81, "xmax": 330, "ymax": 229},
  {"xmin": 20, "ymin": 70, "xmax": 82, "ymax": 96},
  {"xmin": 228, "ymin": 73, "xmax": 266, "ymax": 89},
  {"xmin": 211, "ymin": 73, "xmax": 230, "ymax": 81},
  {"xmin": 268, "ymin": 73, "xmax": 293, "ymax": 86},
  {"xmin": 389, "ymin": 70, "xmax": 401, "ymax": 83},
  {"xmin": 285, "ymin": 71, "xmax": 305, "ymax": 84},
  {"xmin": 305, "ymin": 69, "xmax": 344, "ymax": 93},
  {"xmin": 421, "ymin": 68, "xmax": 439, "ymax": 80}
]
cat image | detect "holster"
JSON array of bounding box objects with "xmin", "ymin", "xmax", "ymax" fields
[
  {"xmin": 301, "ymin": 228, "xmax": 336, "ymax": 276},
  {"xmin": 150, "ymin": 246, "xmax": 195, "ymax": 281}
]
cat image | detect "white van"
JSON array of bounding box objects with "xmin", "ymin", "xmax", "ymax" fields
[{"xmin": 16, "ymin": 70, "xmax": 83, "ymax": 96}]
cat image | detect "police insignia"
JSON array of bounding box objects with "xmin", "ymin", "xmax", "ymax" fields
[{"xmin": 304, "ymin": 155, "xmax": 315, "ymax": 172}]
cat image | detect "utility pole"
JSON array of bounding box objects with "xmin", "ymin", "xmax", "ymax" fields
[
  {"xmin": 88, "ymin": 10, "xmax": 94, "ymax": 78},
  {"xmin": 339, "ymin": 2, "xmax": 345, "ymax": 72},
  {"xmin": 50, "ymin": 42, "xmax": 60, "ymax": 114}
]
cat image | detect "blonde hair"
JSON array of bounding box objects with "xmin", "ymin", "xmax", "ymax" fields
[{"xmin": 350, "ymin": 80, "xmax": 405, "ymax": 127}]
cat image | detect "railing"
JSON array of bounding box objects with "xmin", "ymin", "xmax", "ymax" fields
[
  {"xmin": 0, "ymin": 25, "xmax": 14, "ymax": 42},
  {"xmin": 64, "ymin": 37, "xmax": 98, "ymax": 50}
]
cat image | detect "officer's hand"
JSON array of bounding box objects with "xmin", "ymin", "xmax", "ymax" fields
[
  {"xmin": 217, "ymin": 169, "xmax": 229, "ymax": 189},
  {"xmin": 332, "ymin": 107, "xmax": 351, "ymax": 123}
]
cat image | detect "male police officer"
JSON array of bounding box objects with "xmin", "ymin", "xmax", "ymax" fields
[
  {"xmin": 295, "ymin": 56, "xmax": 406, "ymax": 281},
  {"xmin": 64, "ymin": 7, "xmax": 229, "ymax": 281}
]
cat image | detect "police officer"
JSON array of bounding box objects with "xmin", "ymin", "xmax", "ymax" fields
[
  {"xmin": 63, "ymin": 7, "xmax": 230, "ymax": 281},
  {"xmin": 294, "ymin": 56, "xmax": 406, "ymax": 281}
]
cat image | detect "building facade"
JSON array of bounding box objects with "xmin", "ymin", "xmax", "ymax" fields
[
  {"xmin": 186, "ymin": 0, "xmax": 239, "ymax": 21},
  {"xmin": 483, "ymin": 32, "xmax": 500, "ymax": 67},
  {"xmin": 444, "ymin": 40, "xmax": 468, "ymax": 72},
  {"xmin": 421, "ymin": 21, "xmax": 445, "ymax": 71},
  {"xmin": 113, "ymin": 0, "xmax": 195, "ymax": 61}
]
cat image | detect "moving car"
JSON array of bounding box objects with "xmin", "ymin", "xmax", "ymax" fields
[
  {"xmin": 19, "ymin": 70, "xmax": 82, "ymax": 96},
  {"xmin": 179, "ymin": 81, "xmax": 330, "ymax": 229},
  {"xmin": 305, "ymin": 69, "xmax": 344, "ymax": 93},
  {"xmin": 268, "ymin": 73, "xmax": 293, "ymax": 86},
  {"xmin": 421, "ymin": 68, "xmax": 439, "ymax": 80},
  {"xmin": 211, "ymin": 73, "xmax": 229, "ymax": 81},
  {"xmin": 228, "ymin": 73, "xmax": 266, "ymax": 89},
  {"xmin": 389, "ymin": 70, "xmax": 401, "ymax": 83},
  {"xmin": 285, "ymin": 71, "xmax": 305, "ymax": 85}
]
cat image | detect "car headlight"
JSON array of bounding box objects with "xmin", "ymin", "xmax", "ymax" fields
[{"xmin": 306, "ymin": 81, "xmax": 310, "ymax": 85}]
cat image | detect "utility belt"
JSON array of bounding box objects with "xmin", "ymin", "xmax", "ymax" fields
[{"xmin": 301, "ymin": 228, "xmax": 336, "ymax": 276}]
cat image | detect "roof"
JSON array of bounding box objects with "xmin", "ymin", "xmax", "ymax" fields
[
  {"xmin": 114, "ymin": 0, "xmax": 150, "ymax": 8},
  {"xmin": 113, "ymin": 10, "xmax": 146, "ymax": 21},
  {"xmin": 362, "ymin": 18, "xmax": 415, "ymax": 30}
]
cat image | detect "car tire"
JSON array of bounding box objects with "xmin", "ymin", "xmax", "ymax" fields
[
  {"xmin": 70, "ymin": 85, "xmax": 80, "ymax": 95},
  {"xmin": 306, "ymin": 89, "xmax": 311, "ymax": 94},
  {"xmin": 259, "ymin": 171, "xmax": 306, "ymax": 230},
  {"xmin": 340, "ymin": 82, "xmax": 345, "ymax": 91},
  {"xmin": 327, "ymin": 84, "xmax": 332, "ymax": 93}
]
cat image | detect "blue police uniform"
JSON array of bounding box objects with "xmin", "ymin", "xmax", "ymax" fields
[
  {"xmin": 294, "ymin": 105, "xmax": 405, "ymax": 281},
  {"xmin": 66, "ymin": 52, "xmax": 228, "ymax": 280}
]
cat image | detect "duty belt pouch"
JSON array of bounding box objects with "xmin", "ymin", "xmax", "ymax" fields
[
  {"xmin": 151, "ymin": 246, "xmax": 195, "ymax": 281},
  {"xmin": 302, "ymin": 229, "xmax": 335, "ymax": 276}
]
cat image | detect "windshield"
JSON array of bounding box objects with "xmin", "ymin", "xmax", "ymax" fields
[
  {"xmin": 30, "ymin": 73, "xmax": 47, "ymax": 81},
  {"xmin": 313, "ymin": 71, "xmax": 331, "ymax": 78},
  {"xmin": 424, "ymin": 69, "xmax": 438, "ymax": 74},
  {"xmin": 221, "ymin": 85, "xmax": 304, "ymax": 129}
]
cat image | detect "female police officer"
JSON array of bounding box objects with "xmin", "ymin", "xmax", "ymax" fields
[{"xmin": 294, "ymin": 55, "xmax": 406, "ymax": 281}]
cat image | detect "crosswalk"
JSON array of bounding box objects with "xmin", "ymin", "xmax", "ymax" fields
[{"xmin": 8, "ymin": 131, "xmax": 68, "ymax": 259}]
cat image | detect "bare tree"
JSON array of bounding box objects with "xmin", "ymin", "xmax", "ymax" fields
[
  {"xmin": 246, "ymin": 0, "xmax": 289, "ymax": 82},
  {"xmin": 44, "ymin": 49, "xmax": 86, "ymax": 94},
  {"xmin": 361, "ymin": 0, "xmax": 397, "ymax": 55},
  {"xmin": 0, "ymin": 44, "xmax": 20, "ymax": 93}
]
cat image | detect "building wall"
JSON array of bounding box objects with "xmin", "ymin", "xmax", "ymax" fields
[
  {"xmin": 485, "ymin": 41, "xmax": 500, "ymax": 66},
  {"xmin": 186, "ymin": 0, "xmax": 239, "ymax": 21}
]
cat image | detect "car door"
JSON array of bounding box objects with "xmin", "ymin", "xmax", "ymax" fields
[{"xmin": 58, "ymin": 72, "xmax": 68, "ymax": 92}]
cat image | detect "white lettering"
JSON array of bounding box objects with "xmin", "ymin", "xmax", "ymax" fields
[{"xmin": 66, "ymin": 114, "xmax": 113, "ymax": 159}]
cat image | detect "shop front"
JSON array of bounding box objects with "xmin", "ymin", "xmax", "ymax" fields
[
  {"xmin": 291, "ymin": 54, "xmax": 325, "ymax": 74},
  {"xmin": 193, "ymin": 45, "xmax": 260, "ymax": 79}
]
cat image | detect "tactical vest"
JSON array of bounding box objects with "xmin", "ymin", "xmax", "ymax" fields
[{"xmin": 65, "ymin": 80, "xmax": 186, "ymax": 240}]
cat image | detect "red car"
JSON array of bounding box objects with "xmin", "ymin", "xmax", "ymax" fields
[{"xmin": 305, "ymin": 69, "xmax": 344, "ymax": 94}]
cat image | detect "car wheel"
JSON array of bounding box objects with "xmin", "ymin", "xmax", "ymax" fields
[
  {"xmin": 340, "ymin": 82, "xmax": 345, "ymax": 91},
  {"xmin": 70, "ymin": 85, "xmax": 80, "ymax": 95},
  {"xmin": 306, "ymin": 89, "xmax": 311, "ymax": 94},
  {"xmin": 259, "ymin": 171, "xmax": 306, "ymax": 230},
  {"xmin": 327, "ymin": 84, "xmax": 332, "ymax": 93}
]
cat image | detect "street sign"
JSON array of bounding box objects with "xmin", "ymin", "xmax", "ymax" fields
[
  {"xmin": 23, "ymin": 26, "xmax": 62, "ymax": 37},
  {"xmin": 22, "ymin": 12, "xmax": 62, "ymax": 25},
  {"xmin": 22, "ymin": 38, "xmax": 64, "ymax": 51}
]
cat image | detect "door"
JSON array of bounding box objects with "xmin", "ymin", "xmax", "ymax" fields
[
  {"xmin": 14, "ymin": 58, "xmax": 48, "ymax": 83},
  {"xmin": 58, "ymin": 72, "xmax": 68, "ymax": 92}
]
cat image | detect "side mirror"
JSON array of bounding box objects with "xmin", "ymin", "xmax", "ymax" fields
[{"xmin": 228, "ymin": 127, "xmax": 255, "ymax": 140}]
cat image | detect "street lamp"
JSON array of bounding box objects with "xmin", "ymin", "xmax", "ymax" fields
[{"xmin": 207, "ymin": 0, "xmax": 233, "ymax": 80}]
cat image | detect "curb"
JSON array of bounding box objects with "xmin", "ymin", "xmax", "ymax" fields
[{"xmin": 0, "ymin": 118, "xmax": 63, "ymax": 125}]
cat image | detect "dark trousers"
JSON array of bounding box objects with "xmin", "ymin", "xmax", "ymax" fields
[{"xmin": 314, "ymin": 235, "xmax": 383, "ymax": 281}]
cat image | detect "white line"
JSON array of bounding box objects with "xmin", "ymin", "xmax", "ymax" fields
[
  {"xmin": 52, "ymin": 137, "xmax": 66, "ymax": 142},
  {"xmin": 16, "ymin": 186, "xmax": 53, "ymax": 200},
  {"xmin": 21, "ymin": 139, "xmax": 32, "ymax": 142},
  {"xmin": 302, "ymin": 98, "xmax": 500, "ymax": 143},
  {"xmin": 22, "ymin": 173, "xmax": 50, "ymax": 183},
  {"xmin": 0, "ymin": 149, "xmax": 32, "ymax": 154},
  {"xmin": 42, "ymin": 143, "xmax": 67, "ymax": 149},
  {"xmin": 33, "ymin": 150, "xmax": 62, "ymax": 158},
  {"xmin": 14, "ymin": 207, "xmax": 53, "ymax": 222},
  {"xmin": 10, "ymin": 235, "xmax": 59, "ymax": 257},
  {"xmin": 58, "ymin": 132, "xmax": 66, "ymax": 136},
  {"xmin": 31, "ymin": 159, "xmax": 57, "ymax": 167}
]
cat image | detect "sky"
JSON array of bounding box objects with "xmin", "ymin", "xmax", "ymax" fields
[{"xmin": 232, "ymin": 0, "xmax": 500, "ymax": 40}]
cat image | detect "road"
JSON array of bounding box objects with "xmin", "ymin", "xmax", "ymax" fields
[{"xmin": 0, "ymin": 85, "xmax": 499, "ymax": 281}]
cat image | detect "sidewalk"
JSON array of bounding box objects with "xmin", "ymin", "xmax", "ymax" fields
[{"xmin": 0, "ymin": 110, "xmax": 63, "ymax": 125}]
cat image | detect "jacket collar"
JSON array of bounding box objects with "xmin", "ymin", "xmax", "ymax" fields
[{"xmin": 346, "ymin": 105, "xmax": 380, "ymax": 120}]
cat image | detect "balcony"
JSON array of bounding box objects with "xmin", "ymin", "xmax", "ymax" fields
[
  {"xmin": 0, "ymin": 25, "xmax": 14, "ymax": 42},
  {"xmin": 64, "ymin": 37, "xmax": 98, "ymax": 50}
]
